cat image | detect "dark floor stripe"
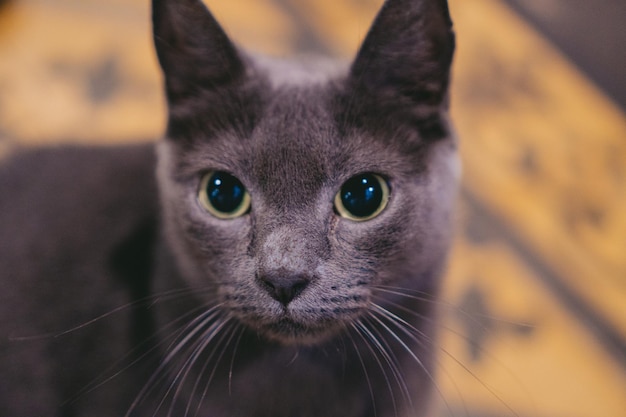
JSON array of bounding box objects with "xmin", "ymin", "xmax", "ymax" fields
[
  {"xmin": 462, "ymin": 187, "xmax": 626, "ymax": 372},
  {"xmin": 503, "ymin": 0, "xmax": 626, "ymax": 109},
  {"xmin": 270, "ymin": 0, "xmax": 335, "ymax": 56}
]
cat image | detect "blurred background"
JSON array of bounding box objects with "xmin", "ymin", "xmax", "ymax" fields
[{"xmin": 0, "ymin": 0, "xmax": 624, "ymax": 416}]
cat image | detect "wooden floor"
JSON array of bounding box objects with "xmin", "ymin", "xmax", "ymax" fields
[{"xmin": 1, "ymin": 0, "xmax": 625, "ymax": 416}]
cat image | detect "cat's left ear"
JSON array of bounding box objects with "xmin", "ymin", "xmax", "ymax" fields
[
  {"xmin": 152, "ymin": 0, "xmax": 245, "ymax": 103},
  {"xmin": 348, "ymin": 0, "xmax": 455, "ymax": 133}
]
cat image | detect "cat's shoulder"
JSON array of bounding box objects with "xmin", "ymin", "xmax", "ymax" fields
[
  {"xmin": 0, "ymin": 143, "xmax": 158, "ymax": 216},
  {"xmin": 0, "ymin": 144, "xmax": 161, "ymax": 416},
  {"xmin": 0, "ymin": 143, "xmax": 160, "ymax": 280}
]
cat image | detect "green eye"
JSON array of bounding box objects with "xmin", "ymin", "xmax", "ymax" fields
[
  {"xmin": 198, "ymin": 171, "xmax": 251, "ymax": 219},
  {"xmin": 334, "ymin": 173, "xmax": 390, "ymax": 221}
]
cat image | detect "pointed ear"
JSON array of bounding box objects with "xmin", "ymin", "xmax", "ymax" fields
[
  {"xmin": 152, "ymin": 0, "xmax": 245, "ymax": 103},
  {"xmin": 348, "ymin": 0, "xmax": 455, "ymax": 136}
]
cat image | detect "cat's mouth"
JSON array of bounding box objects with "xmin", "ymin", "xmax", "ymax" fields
[
  {"xmin": 224, "ymin": 289, "xmax": 365, "ymax": 345},
  {"xmin": 256, "ymin": 316, "xmax": 343, "ymax": 346}
]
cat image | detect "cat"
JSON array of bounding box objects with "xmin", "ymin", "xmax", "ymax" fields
[{"xmin": 0, "ymin": 0, "xmax": 457, "ymax": 416}]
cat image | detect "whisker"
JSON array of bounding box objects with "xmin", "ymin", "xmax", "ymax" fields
[
  {"xmin": 192, "ymin": 320, "xmax": 241, "ymax": 417},
  {"xmin": 372, "ymin": 303, "xmax": 520, "ymax": 417},
  {"xmin": 125, "ymin": 307, "xmax": 224, "ymax": 417},
  {"xmin": 370, "ymin": 301, "xmax": 471, "ymax": 417},
  {"xmin": 64, "ymin": 302, "xmax": 219, "ymax": 407},
  {"xmin": 170, "ymin": 318, "xmax": 233, "ymax": 417},
  {"xmin": 161, "ymin": 304, "xmax": 225, "ymax": 356},
  {"xmin": 372, "ymin": 292, "xmax": 513, "ymax": 366},
  {"xmin": 361, "ymin": 315, "xmax": 414, "ymax": 414},
  {"xmin": 373, "ymin": 292, "xmax": 531, "ymax": 413},
  {"xmin": 367, "ymin": 304, "xmax": 454, "ymax": 417},
  {"xmin": 373, "ymin": 286, "xmax": 534, "ymax": 330},
  {"xmin": 372, "ymin": 286, "xmax": 456, "ymax": 317},
  {"xmin": 228, "ymin": 325, "xmax": 246, "ymax": 396},
  {"xmin": 8, "ymin": 286, "xmax": 217, "ymax": 342},
  {"xmin": 352, "ymin": 320, "xmax": 399, "ymax": 417},
  {"xmin": 168, "ymin": 319, "xmax": 227, "ymax": 416},
  {"xmin": 152, "ymin": 313, "xmax": 228, "ymax": 417},
  {"xmin": 347, "ymin": 323, "xmax": 378, "ymax": 417}
]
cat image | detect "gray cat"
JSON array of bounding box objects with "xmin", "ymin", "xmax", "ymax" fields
[{"xmin": 0, "ymin": 0, "xmax": 457, "ymax": 416}]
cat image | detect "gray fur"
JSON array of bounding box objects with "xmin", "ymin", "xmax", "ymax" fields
[{"xmin": 0, "ymin": 0, "xmax": 457, "ymax": 416}]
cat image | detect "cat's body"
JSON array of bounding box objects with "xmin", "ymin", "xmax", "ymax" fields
[{"xmin": 0, "ymin": 0, "xmax": 457, "ymax": 416}]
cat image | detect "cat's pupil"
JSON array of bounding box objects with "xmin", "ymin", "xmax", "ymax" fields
[
  {"xmin": 206, "ymin": 171, "xmax": 246, "ymax": 214},
  {"xmin": 338, "ymin": 173, "xmax": 388, "ymax": 220}
]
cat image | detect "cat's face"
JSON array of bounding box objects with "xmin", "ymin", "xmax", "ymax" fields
[{"xmin": 153, "ymin": 0, "xmax": 457, "ymax": 345}]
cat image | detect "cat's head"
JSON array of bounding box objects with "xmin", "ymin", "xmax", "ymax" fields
[{"xmin": 153, "ymin": 0, "xmax": 458, "ymax": 345}]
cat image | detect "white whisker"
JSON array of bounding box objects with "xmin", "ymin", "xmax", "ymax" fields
[
  {"xmin": 362, "ymin": 315, "xmax": 414, "ymax": 414},
  {"xmin": 347, "ymin": 323, "xmax": 378, "ymax": 417},
  {"xmin": 374, "ymin": 285, "xmax": 534, "ymax": 331},
  {"xmin": 65, "ymin": 302, "xmax": 219, "ymax": 408},
  {"xmin": 352, "ymin": 320, "xmax": 399, "ymax": 417},
  {"xmin": 8, "ymin": 286, "xmax": 216, "ymax": 342},
  {"xmin": 228, "ymin": 325, "xmax": 246, "ymax": 396},
  {"xmin": 125, "ymin": 306, "xmax": 224, "ymax": 417},
  {"xmin": 170, "ymin": 318, "xmax": 229, "ymax": 417},
  {"xmin": 371, "ymin": 301, "xmax": 471, "ymax": 417},
  {"xmin": 373, "ymin": 292, "xmax": 526, "ymax": 416},
  {"xmin": 191, "ymin": 320, "xmax": 241, "ymax": 417},
  {"xmin": 160, "ymin": 314, "xmax": 230, "ymax": 417},
  {"xmin": 367, "ymin": 304, "xmax": 453, "ymax": 417},
  {"xmin": 162, "ymin": 305, "xmax": 224, "ymax": 357}
]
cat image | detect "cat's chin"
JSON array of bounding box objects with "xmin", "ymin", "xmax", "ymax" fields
[{"xmin": 254, "ymin": 318, "xmax": 345, "ymax": 346}]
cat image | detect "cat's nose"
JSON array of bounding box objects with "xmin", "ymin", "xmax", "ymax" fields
[{"xmin": 259, "ymin": 272, "xmax": 310, "ymax": 306}]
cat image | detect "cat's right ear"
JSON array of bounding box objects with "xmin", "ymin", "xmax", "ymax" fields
[
  {"xmin": 346, "ymin": 0, "xmax": 455, "ymax": 139},
  {"xmin": 152, "ymin": 0, "xmax": 244, "ymax": 103}
]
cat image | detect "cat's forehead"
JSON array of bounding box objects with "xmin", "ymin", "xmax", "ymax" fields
[
  {"xmin": 195, "ymin": 79, "xmax": 431, "ymax": 183},
  {"xmin": 243, "ymin": 85, "xmax": 336, "ymax": 206},
  {"xmin": 169, "ymin": 56, "xmax": 437, "ymax": 205},
  {"xmin": 249, "ymin": 84, "xmax": 415, "ymax": 172}
]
